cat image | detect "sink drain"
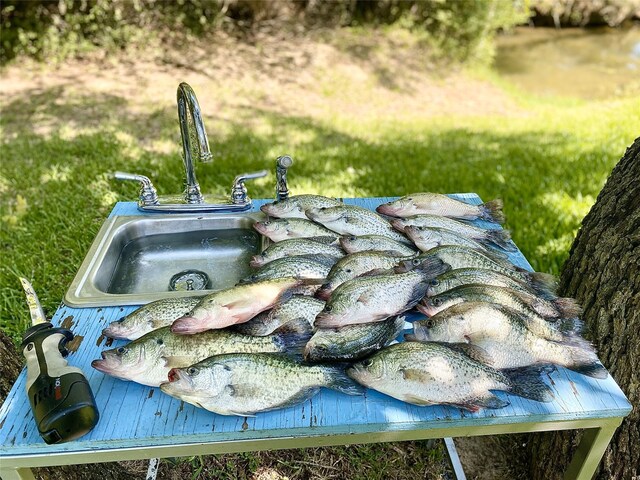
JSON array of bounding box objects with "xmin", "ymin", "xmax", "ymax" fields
[{"xmin": 169, "ymin": 270, "xmax": 210, "ymax": 292}]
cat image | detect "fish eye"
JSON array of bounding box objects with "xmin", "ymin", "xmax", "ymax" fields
[
  {"xmin": 412, "ymin": 258, "xmax": 421, "ymax": 266},
  {"xmin": 433, "ymin": 298, "xmax": 442, "ymax": 306},
  {"xmin": 345, "ymin": 269, "xmax": 352, "ymax": 273},
  {"xmin": 349, "ymin": 236, "xmax": 357, "ymax": 241},
  {"xmin": 430, "ymin": 279, "xmax": 439, "ymax": 286},
  {"xmin": 324, "ymin": 305, "xmax": 333, "ymax": 312},
  {"xmin": 427, "ymin": 320, "xmax": 435, "ymax": 328},
  {"xmin": 187, "ymin": 367, "xmax": 198, "ymax": 375},
  {"xmin": 407, "ymin": 198, "xmax": 413, "ymax": 201},
  {"xmin": 156, "ymin": 339, "xmax": 164, "ymax": 345},
  {"xmin": 363, "ymin": 359, "xmax": 373, "ymax": 367},
  {"xmin": 263, "ymin": 221, "xmax": 270, "ymax": 226},
  {"xmin": 116, "ymin": 347, "xmax": 127, "ymax": 354},
  {"xmin": 116, "ymin": 318, "xmax": 125, "ymax": 323}
]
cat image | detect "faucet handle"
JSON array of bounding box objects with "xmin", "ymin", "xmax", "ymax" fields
[
  {"xmin": 231, "ymin": 170, "xmax": 268, "ymax": 205},
  {"xmin": 114, "ymin": 172, "xmax": 159, "ymax": 206}
]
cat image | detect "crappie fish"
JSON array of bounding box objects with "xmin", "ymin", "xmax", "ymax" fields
[
  {"xmin": 317, "ymin": 251, "xmax": 412, "ymax": 300},
  {"xmin": 397, "ymin": 246, "xmax": 557, "ymax": 299},
  {"xmin": 412, "ymin": 302, "xmax": 606, "ymax": 378},
  {"xmin": 391, "ymin": 215, "xmax": 515, "ymax": 251},
  {"xmin": 254, "ymin": 218, "xmax": 338, "ymax": 243},
  {"xmin": 306, "ymin": 205, "xmax": 410, "ymax": 244},
  {"xmin": 339, "ymin": 235, "xmax": 418, "ymax": 256},
  {"xmin": 250, "ymin": 237, "xmax": 344, "ymax": 268},
  {"xmin": 260, "ymin": 195, "xmax": 342, "ymax": 219},
  {"xmin": 160, "ymin": 353, "xmax": 363, "ymax": 416},
  {"xmin": 242, "ymin": 254, "xmax": 337, "ymax": 284},
  {"xmin": 91, "ymin": 326, "xmax": 308, "ymax": 387},
  {"xmin": 377, "ymin": 193, "xmax": 505, "ymax": 224},
  {"xmin": 423, "ymin": 268, "xmax": 551, "ymax": 299},
  {"xmin": 404, "ymin": 226, "xmax": 507, "ymax": 257},
  {"xmin": 304, "ymin": 316, "xmax": 405, "ymax": 362},
  {"xmin": 235, "ymin": 295, "xmax": 325, "ymax": 336},
  {"xmin": 347, "ymin": 342, "xmax": 552, "ymax": 411},
  {"xmin": 314, "ymin": 257, "xmax": 449, "ymax": 328},
  {"xmin": 171, "ymin": 277, "xmax": 304, "ymax": 334},
  {"xmin": 102, "ymin": 296, "xmax": 204, "ymax": 340},
  {"xmin": 418, "ymin": 284, "xmax": 582, "ymax": 333}
]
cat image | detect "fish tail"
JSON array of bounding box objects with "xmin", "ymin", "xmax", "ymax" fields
[
  {"xmin": 480, "ymin": 199, "xmax": 505, "ymax": 224},
  {"xmin": 274, "ymin": 330, "xmax": 313, "ymax": 354},
  {"xmin": 558, "ymin": 337, "xmax": 608, "ymax": 379},
  {"xmin": 527, "ymin": 272, "xmax": 559, "ymax": 299},
  {"xmin": 485, "ymin": 229, "xmax": 517, "ymax": 251},
  {"xmin": 475, "ymin": 239, "xmax": 510, "ymax": 259},
  {"xmin": 553, "ymin": 297, "xmax": 583, "ymax": 319},
  {"xmin": 502, "ymin": 365, "xmax": 554, "ymax": 402},
  {"xmin": 324, "ymin": 364, "xmax": 366, "ymax": 395}
]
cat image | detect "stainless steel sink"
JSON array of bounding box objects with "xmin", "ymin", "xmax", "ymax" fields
[{"xmin": 65, "ymin": 213, "xmax": 266, "ymax": 307}]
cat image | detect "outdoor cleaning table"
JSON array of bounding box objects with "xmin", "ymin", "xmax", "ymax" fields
[{"xmin": 0, "ymin": 196, "xmax": 632, "ymax": 480}]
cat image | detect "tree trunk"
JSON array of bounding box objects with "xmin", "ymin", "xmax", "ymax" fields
[{"xmin": 527, "ymin": 137, "xmax": 640, "ymax": 479}]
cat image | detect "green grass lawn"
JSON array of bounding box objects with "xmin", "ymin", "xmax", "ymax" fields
[{"xmin": 0, "ymin": 29, "xmax": 638, "ymax": 479}]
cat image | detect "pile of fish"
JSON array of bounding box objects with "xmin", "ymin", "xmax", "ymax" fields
[{"xmin": 93, "ymin": 193, "xmax": 606, "ymax": 417}]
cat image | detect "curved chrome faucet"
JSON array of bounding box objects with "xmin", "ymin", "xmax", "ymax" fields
[
  {"xmin": 276, "ymin": 155, "xmax": 293, "ymax": 201},
  {"xmin": 177, "ymin": 82, "xmax": 213, "ymax": 204}
]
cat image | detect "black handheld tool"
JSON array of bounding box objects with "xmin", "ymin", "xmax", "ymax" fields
[{"xmin": 20, "ymin": 277, "xmax": 99, "ymax": 444}]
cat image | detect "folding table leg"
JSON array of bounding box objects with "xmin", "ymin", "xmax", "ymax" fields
[
  {"xmin": 0, "ymin": 467, "xmax": 36, "ymax": 480},
  {"xmin": 564, "ymin": 419, "xmax": 621, "ymax": 480}
]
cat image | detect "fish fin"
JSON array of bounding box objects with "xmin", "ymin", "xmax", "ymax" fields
[
  {"xmin": 273, "ymin": 330, "xmax": 313, "ymax": 354},
  {"xmin": 308, "ymin": 235, "xmax": 340, "ymax": 245},
  {"xmin": 568, "ymin": 362, "xmax": 608, "ymax": 379},
  {"xmin": 295, "ymin": 253, "xmax": 340, "ymax": 267},
  {"xmin": 553, "ymin": 297, "xmax": 583, "ymax": 319},
  {"xmin": 526, "ymin": 272, "xmax": 559, "ymax": 299},
  {"xmin": 401, "ymin": 368, "xmax": 434, "ymax": 383},
  {"xmin": 502, "ymin": 365, "xmax": 554, "ymax": 402},
  {"xmin": 460, "ymin": 394, "xmax": 509, "ymax": 411},
  {"xmin": 404, "ymin": 333, "xmax": 418, "ymax": 342},
  {"xmin": 479, "ymin": 199, "xmax": 505, "ymax": 224},
  {"xmin": 162, "ymin": 355, "xmax": 196, "ymax": 368},
  {"xmin": 446, "ymin": 343, "xmax": 494, "ymax": 366},
  {"xmin": 485, "ymin": 229, "xmax": 517, "ymax": 251},
  {"xmin": 402, "ymin": 394, "xmax": 435, "ymax": 406},
  {"xmin": 358, "ymin": 268, "xmax": 395, "ymax": 277},
  {"xmin": 150, "ymin": 318, "xmax": 172, "ymax": 329},
  {"xmin": 475, "ymin": 241, "xmax": 509, "ymax": 259},
  {"xmin": 273, "ymin": 317, "xmax": 314, "ymax": 336},
  {"xmin": 356, "ymin": 291, "xmax": 374, "ymax": 305},
  {"xmin": 480, "ymin": 248, "xmax": 519, "ymax": 268},
  {"xmin": 324, "ymin": 365, "xmax": 366, "ymax": 395}
]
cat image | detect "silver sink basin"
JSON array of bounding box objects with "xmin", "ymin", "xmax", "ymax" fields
[{"xmin": 65, "ymin": 213, "xmax": 266, "ymax": 307}]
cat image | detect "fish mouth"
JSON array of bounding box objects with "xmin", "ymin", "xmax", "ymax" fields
[
  {"xmin": 411, "ymin": 322, "xmax": 430, "ymax": 341},
  {"xmin": 102, "ymin": 321, "xmax": 136, "ymax": 340},
  {"xmin": 416, "ymin": 302, "xmax": 437, "ymax": 317},
  {"xmin": 171, "ymin": 316, "xmax": 207, "ymax": 335},
  {"xmin": 394, "ymin": 260, "xmax": 413, "ymax": 273},
  {"xmin": 315, "ymin": 284, "xmax": 333, "ymax": 301},
  {"xmin": 91, "ymin": 351, "xmax": 123, "ymax": 375},
  {"xmin": 253, "ymin": 222, "xmax": 269, "ymax": 235},
  {"xmin": 160, "ymin": 368, "xmax": 196, "ymax": 395},
  {"xmin": 249, "ymin": 255, "xmax": 266, "ymax": 268},
  {"xmin": 313, "ymin": 312, "xmax": 341, "ymax": 328},
  {"xmin": 375, "ymin": 203, "xmax": 395, "ymax": 216},
  {"xmin": 390, "ymin": 219, "xmax": 407, "ymax": 232}
]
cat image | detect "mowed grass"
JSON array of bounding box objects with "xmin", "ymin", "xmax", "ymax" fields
[{"xmin": 0, "ymin": 29, "xmax": 638, "ymax": 479}]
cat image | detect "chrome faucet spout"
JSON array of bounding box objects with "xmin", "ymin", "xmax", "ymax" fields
[{"xmin": 177, "ymin": 82, "xmax": 212, "ymax": 203}]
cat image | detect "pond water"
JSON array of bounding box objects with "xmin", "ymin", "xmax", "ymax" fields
[{"xmin": 494, "ymin": 26, "xmax": 640, "ymax": 100}]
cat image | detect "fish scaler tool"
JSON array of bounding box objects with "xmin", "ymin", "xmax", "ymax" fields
[{"xmin": 19, "ymin": 277, "xmax": 99, "ymax": 444}]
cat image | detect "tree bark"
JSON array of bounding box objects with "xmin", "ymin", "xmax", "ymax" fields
[{"xmin": 527, "ymin": 137, "xmax": 640, "ymax": 479}]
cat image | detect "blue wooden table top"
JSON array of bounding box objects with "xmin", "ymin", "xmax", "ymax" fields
[{"xmin": 0, "ymin": 196, "xmax": 632, "ymax": 461}]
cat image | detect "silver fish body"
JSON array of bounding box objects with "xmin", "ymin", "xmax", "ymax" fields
[
  {"xmin": 391, "ymin": 215, "xmax": 514, "ymax": 251},
  {"xmin": 424, "ymin": 268, "xmax": 543, "ymax": 298},
  {"xmin": 171, "ymin": 277, "xmax": 303, "ymax": 334},
  {"xmin": 250, "ymin": 237, "xmax": 344, "ymax": 267},
  {"xmin": 404, "ymin": 226, "xmax": 506, "ymax": 257},
  {"xmin": 412, "ymin": 302, "xmax": 605, "ymax": 378},
  {"xmin": 306, "ymin": 205, "xmax": 410, "ymax": 244},
  {"xmin": 160, "ymin": 353, "xmax": 363, "ymax": 416},
  {"xmin": 254, "ymin": 218, "xmax": 338, "ymax": 243},
  {"xmin": 377, "ymin": 193, "xmax": 504, "ymax": 223},
  {"xmin": 339, "ymin": 235, "xmax": 418, "ymax": 256},
  {"xmin": 260, "ymin": 195, "xmax": 342, "ymax": 219},
  {"xmin": 317, "ymin": 251, "xmax": 412, "ymax": 300},
  {"xmin": 418, "ymin": 284, "xmax": 582, "ymax": 334},
  {"xmin": 102, "ymin": 296, "xmax": 204, "ymax": 340},
  {"xmin": 305, "ymin": 316, "xmax": 405, "ymax": 362},
  {"xmin": 347, "ymin": 342, "xmax": 551, "ymax": 411},
  {"xmin": 242, "ymin": 255, "xmax": 337, "ymax": 283},
  {"xmin": 314, "ymin": 257, "xmax": 449, "ymax": 328},
  {"xmin": 91, "ymin": 326, "xmax": 307, "ymax": 387},
  {"xmin": 235, "ymin": 295, "xmax": 325, "ymax": 336}
]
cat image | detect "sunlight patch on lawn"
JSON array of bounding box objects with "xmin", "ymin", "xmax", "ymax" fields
[
  {"xmin": 40, "ymin": 164, "xmax": 71, "ymax": 184},
  {"xmin": 540, "ymin": 191, "xmax": 595, "ymax": 224},
  {"xmin": 89, "ymin": 173, "xmax": 120, "ymax": 207},
  {"xmin": 1, "ymin": 194, "xmax": 28, "ymax": 226}
]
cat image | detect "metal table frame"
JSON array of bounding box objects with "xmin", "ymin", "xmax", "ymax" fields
[{"xmin": 0, "ymin": 416, "xmax": 624, "ymax": 479}]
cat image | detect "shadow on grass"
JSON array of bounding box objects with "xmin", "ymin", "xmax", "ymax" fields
[{"xmin": 0, "ymin": 89, "xmax": 619, "ymax": 339}]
